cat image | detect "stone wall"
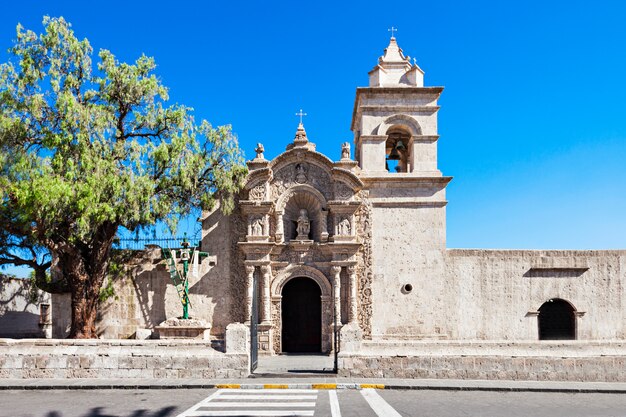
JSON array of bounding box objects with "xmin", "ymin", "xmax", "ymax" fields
[
  {"xmin": 0, "ymin": 339, "xmax": 247, "ymax": 379},
  {"xmin": 369, "ymin": 205, "xmax": 448, "ymax": 340},
  {"xmin": 0, "ymin": 275, "xmax": 50, "ymax": 338},
  {"xmin": 445, "ymin": 250, "xmax": 626, "ymax": 340},
  {"xmin": 338, "ymin": 341, "xmax": 626, "ymax": 381},
  {"xmin": 364, "ymin": 248, "xmax": 626, "ymax": 343}
]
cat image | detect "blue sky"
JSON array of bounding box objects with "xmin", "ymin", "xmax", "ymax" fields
[{"xmin": 1, "ymin": 0, "xmax": 625, "ymax": 278}]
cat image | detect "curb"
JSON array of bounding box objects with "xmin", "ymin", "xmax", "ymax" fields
[
  {"xmin": 2, "ymin": 382, "xmax": 626, "ymax": 393},
  {"xmin": 215, "ymin": 383, "xmax": 385, "ymax": 390}
]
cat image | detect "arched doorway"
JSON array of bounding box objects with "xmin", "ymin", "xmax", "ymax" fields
[
  {"xmin": 538, "ymin": 298, "xmax": 576, "ymax": 340},
  {"xmin": 281, "ymin": 277, "xmax": 322, "ymax": 353}
]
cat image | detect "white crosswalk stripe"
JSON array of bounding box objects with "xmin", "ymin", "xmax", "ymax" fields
[
  {"xmin": 177, "ymin": 389, "xmax": 319, "ymax": 417},
  {"xmin": 360, "ymin": 388, "xmax": 403, "ymax": 417}
]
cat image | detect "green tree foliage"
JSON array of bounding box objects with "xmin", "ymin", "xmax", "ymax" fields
[{"xmin": 0, "ymin": 17, "xmax": 247, "ymax": 338}]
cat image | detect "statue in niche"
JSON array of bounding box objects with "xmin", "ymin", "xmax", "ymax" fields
[
  {"xmin": 338, "ymin": 216, "xmax": 351, "ymax": 236},
  {"xmin": 294, "ymin": 163, "xmax": 308, "ymax": 184},
  {"xmin": 296, "ymin": 209, "xmax": 310, "ymax": 240},
  {"xmin": 251, "ymin": 216, "xmax": 264, "ymax": 236},
  {"xmin": 341, "ymin": 142, "xmax": 351, "ymax": 160}
]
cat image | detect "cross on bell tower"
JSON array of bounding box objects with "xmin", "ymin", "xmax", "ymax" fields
[{"xmin": 295, "ymin": 109, "xmax": 307, "ymax": 125}]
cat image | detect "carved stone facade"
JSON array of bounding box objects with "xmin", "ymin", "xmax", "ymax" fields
[{"xmin": 236, "ymin": 122, "xmax": 364, "ymax": 354}]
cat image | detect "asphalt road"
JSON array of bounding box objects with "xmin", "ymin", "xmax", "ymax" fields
[{"xmin": 2, "ymin": 388, "xmax": 626, "ymax": 417}]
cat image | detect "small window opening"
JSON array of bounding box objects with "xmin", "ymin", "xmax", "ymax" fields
[{"xmin": 39, "ymin": 303, "xmax": 51, "ymax": 325}]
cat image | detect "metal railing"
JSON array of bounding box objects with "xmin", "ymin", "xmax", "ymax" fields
[{"xmin": 113, "ymin": 236, "xmax": 201, "ymax": 250}]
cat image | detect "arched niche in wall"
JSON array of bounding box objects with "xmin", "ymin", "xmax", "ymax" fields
[
  {"xmin": 538, "ymin": 298, "xmax": 577, "ymax": 340},
  {"xmin": 276, "ymin": 184, "xmax": 328, "ymax": 243}
]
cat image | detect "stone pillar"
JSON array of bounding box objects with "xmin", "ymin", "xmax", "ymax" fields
[
  {"xmin": 260, "ymin": 264, "xmax": 272, "ymax": 324},
  {"xmin": 331, "ymin": 265, "xmax": 342, "ymax": 325},
  {"xmin": 245, "ymin": 265, "xmax": 255, "ymax": 324},
  {"xmin": 275, "ymin": 211, "xmax": 284, "ymax": 243},
  {"xmin": 348, "ymin": 265, "xmax": 358, "ymax": 324},
  {"xmin": 320, "ymin": 209, "xmax": 329, "ymax": 242}
]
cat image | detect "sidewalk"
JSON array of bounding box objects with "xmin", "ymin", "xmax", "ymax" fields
[{"xmin": 2, "ymin": 377, "xmax": 626, "ymax": 393}]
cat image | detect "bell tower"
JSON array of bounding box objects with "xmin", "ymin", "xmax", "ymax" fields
[
  {"xmin": 352, "ymin": 36, "xmax": 443, "ymax": 176},
  {"xmin": 350, "ymin": 35, "xmax": 451, "ymax": 250},
  {"xmin": 351, "ymin": 35, "xmax": 452, "ymax": 340}
]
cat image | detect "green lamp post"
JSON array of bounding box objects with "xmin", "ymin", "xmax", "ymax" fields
[{"xmin": 162, "ymin": 233, "xmax": 208, "ymax": 319}]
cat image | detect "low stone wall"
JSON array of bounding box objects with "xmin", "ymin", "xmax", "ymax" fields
[
  {"xmin": 338, "ymin": 341, "xmax": 626, "ymax": 382},
  {"xmin": 0, "ymin": 339, "xmax": 248, "ymax": 379}
]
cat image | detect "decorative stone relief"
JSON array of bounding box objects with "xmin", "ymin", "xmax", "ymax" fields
[
  {"xmin": 294, "ymin": 163, "xmax": 308, "ymax": 184},
  {"xmin": 277, "ymin": 245, "xmax": 330, "ymax": 264},
  {"xmin": 334, "ymin": 183, "xmax": 354, "ymax": 200},
  {"xmin": 271, "ymin": 299, "xmax": 281, "ymax": 354},
  {"xmin": 249, "ymin": 184, "xmax": 265, "ymax": 201},
  {"xmin": 354, "ymin": 192, "xmax": 373, "ymax": 338},
  {"xmin": 272, "ymin": 163, "xmax": 333, "ymax": 201}
]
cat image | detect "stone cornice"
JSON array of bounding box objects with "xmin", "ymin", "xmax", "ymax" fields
[
  {"xmin": 237, "ymin": 241, "xmax": 275, "ymax": 256},
  {"xmin": 244, "ymin": 168, "xmax": 272, "ymax": 189},
  {"xmin": 351, "ymin": 86, "xmax": 444, "ymax": 131},
  {"xmin": 331, "ymin": 167, "xmax": 364, "ymax": 189},
  {"xmin": 239, "ymin": 200, "xmax": 274, "ymax": 215},
  {"xmin": 359, "ymin": 105, "xmax": 440, "ymax": 113},
  {"xmin": 370, "ymin": 200, "xmax": 448, "ymax": 208},
  {"xmin": 327, "ymin": 200, "xmax": 362, "ymax": 214},
  {"xmin": 412, "ymin": 135, "xmax": 440, "ymax": 143},
  {"xmin": 360, "ymin": 175, "xmax": 453, "ymax": 186}
]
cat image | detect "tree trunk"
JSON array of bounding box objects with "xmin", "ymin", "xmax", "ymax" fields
[
  {"xmin": 56, "ymin": 222, "xmax": 118, "ymax": 339},
  {"xmin": 62, "ymin": 252, "xmax": 108, "ymax": 339},
  {"xmin": 69, "ymin": 282, "xmax": 99, "ymax": 339}
]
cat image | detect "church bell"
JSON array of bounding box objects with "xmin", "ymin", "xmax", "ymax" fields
[{"xmin": 388, "ymin": 145, "xmax": 401, "ymax": 160}]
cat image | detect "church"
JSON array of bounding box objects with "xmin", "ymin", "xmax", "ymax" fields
[{"xmin": 49, "ymin": 36, "xmax": 626, "ymax": 380}]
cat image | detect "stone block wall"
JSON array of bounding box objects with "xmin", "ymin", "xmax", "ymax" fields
[
  {"xmin": 0, "ymin": 339, "xmax": 247, "ymax": 379},
  {"xmin": 338, "ymin": 341, "xmax": 626, "ymax": 382}
]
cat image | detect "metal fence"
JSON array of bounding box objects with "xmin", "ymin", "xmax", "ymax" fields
[{"xmin": 113, "ymin": 236, "xmax": 201, "ymax": 250}]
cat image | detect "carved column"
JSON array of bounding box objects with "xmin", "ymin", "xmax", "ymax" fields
[
  {"xmin": 245, "ymin": 265, "xmax": 256, "ymax": 324},
  {"xmin": 320, "ymin": 209, "xmax": 329, "ymax": 242},
  {"xmin": 260, "ymin": 264, "xmax": 272, "ymax": 324},
  {"xmin": 331, "ymin": 265, "xmax": 342, "ymax": 325},
  {"xmin": 275, "ymin": 211, "xmax": 284, "ymax": 243},
  {"xmin": 348, "ymin": 265, "xmax": 358, "ymax": 324}
]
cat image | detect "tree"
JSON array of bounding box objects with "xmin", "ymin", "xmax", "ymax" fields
[{"xmin": 0, "ymin": 17, "xmax": 247, "ymax": 338}]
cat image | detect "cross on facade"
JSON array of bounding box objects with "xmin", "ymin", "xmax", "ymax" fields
[
  {"xmin": 296, "ymin": 109, "xmax": 307, "ymax": 124},
  {"xmin": 388, "ymin": 26, "xmax": 397, "ymax": 38}
]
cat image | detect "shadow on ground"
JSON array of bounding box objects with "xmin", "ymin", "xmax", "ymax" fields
[{"xmin": 44, "ymin": 406, "xmax": 177, "ymax": 417}]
